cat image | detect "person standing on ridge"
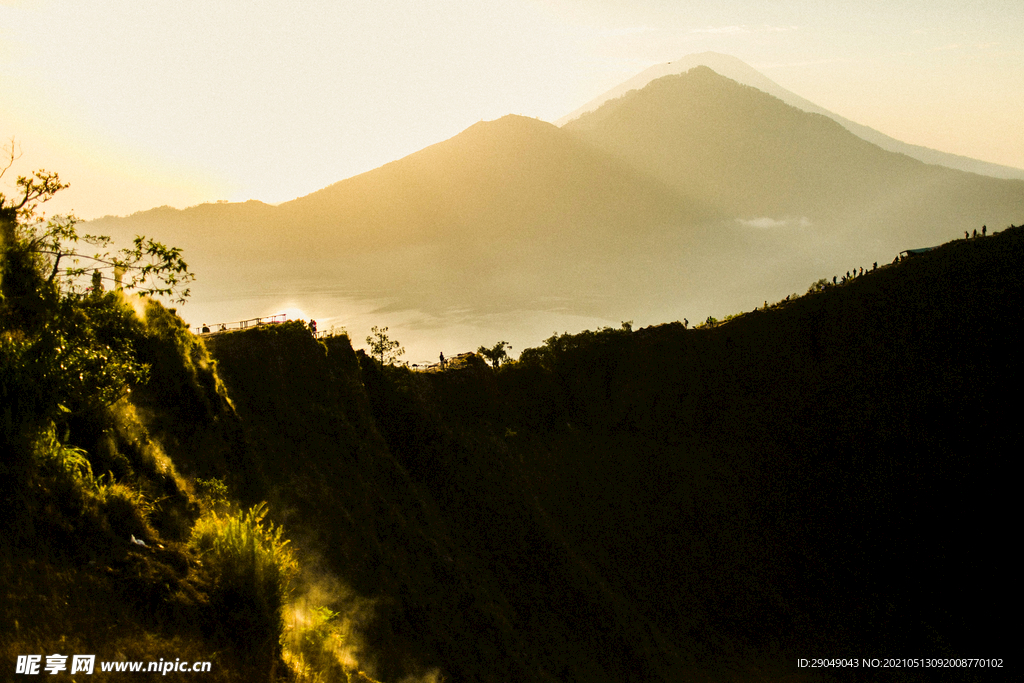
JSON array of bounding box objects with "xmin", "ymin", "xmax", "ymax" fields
[{"xmin": 439, "ymin": 352, "xmax": 446, "ymax": 369}]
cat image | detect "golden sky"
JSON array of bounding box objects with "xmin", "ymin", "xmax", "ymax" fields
[{"xmin": 3, "ymin": 0, "xmax": 1022, "ymax": 220}]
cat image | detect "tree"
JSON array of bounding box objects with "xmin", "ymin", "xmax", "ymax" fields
[
  {"xmin": 366, "ymin": 326, "xmax": 404, "ymax": 366},
  {"xmin": 1, "ymin": 139, "xmax": 194, "ymax": 305},
  {"xmin": 477, "ymin": 340, "xmax": 511, "ymax": 368},
  {"xmin": 1, "ymin": 145, "xmax": 195, "ymax": 450}
]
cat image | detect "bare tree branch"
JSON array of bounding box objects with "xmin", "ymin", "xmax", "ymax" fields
[{"xmin": 0, "ymin": 136, "xmax": 22, "ymax": 180}]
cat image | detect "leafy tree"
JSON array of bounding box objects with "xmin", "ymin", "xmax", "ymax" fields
[
  {"xmin": 2, "ymin": 141, "xmax": 193, "ymax": 306},
  {"xmin": 366, "ymin": 326, "xmax": 404, "ymax": 366},
  {"xmin": 1, "ymin": 144, "xmax": 194, "ymax": 450},
  {"xmin": 477, "ymin": 340, "xmax": 511, "ymax": 368}
]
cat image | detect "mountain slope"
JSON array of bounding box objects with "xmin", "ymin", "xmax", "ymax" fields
[
  {"xmin": 90, "ymin": 116, "xmax": 710, "ymax": 313},
  {"xmin": 559, "ymin": 51, "xmax": 1024, "ymax": 181},
  {"xmin": 278, "ymin": 114, "xmax": 708, "ymax": 258},
  {"xmin": 88, "ymin": 72, "xmax": 1024, "ymax": 331},
  {"xmin": 563, "ymin": 66, "xmax": 1024, "ymax": 243}
]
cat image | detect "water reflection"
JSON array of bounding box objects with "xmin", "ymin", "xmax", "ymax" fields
[{"xmin": 177, "ymin": 279, "xmax": 624, "ymax": 365}]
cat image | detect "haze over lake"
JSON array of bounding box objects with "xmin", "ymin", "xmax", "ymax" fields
[
  {"xmin": 88, "ymin": 60, "xmax": 1023, "ymax": 360},
  {"xmin": 181, "ymin": 278, "xmax": 625, "ymax": 366}
]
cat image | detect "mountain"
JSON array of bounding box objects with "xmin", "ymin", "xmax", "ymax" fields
[
  {"xmin": 89, "ymin": 115, "xmax": 716, "ymax": 315},
  {"xmin": 278, "ymin": 114, "xmax": 706, "ymax": 257},
  {"xmin": 89, "ymin": 68, "xmax": 1024, "ymax": 331},
  {"xmin": 559, "ymin": 51, "xmax": 1024, "ymax": 181},
  {"xmin": 563, "ymin": 66, "xmax": 1024, "ymax": 244}
]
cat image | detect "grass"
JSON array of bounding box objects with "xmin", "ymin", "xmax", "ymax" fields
[
  {"xmin": 189, "ymin": 502, "xmax": 298, "ymax": 665},
  {"xmin": 283, "ymin": 603, "xmax": 349, "ymax": 682}
]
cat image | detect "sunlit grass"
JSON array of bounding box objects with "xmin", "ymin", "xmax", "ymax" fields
[
  {"xmin": 189, "ymin": 502, "xmax": 297, "ymax": 664},
  {"xmin": 283, "ymin": 602, "xmax": 348, "ymax": 682}
]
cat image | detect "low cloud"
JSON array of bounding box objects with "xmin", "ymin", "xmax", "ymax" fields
[{"xmin": 737, "ymin": 216, "xmax": 812, "ymax": 229}]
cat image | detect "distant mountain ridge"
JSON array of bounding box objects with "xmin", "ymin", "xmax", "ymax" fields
[
  {"xmin": 558, "ymin": 51, "xmax": 1024, "ymax": 181},
  {"xmin": 563, "ymin": 66, "xmax": 1023, "ymax": 238},
  {"xmin": 89, "ymin": 114, "xmax": 717, "ymax": 317},
  {"xmin": 89, "ymin": 65, "xmax": 1024, "ymax": 330}
]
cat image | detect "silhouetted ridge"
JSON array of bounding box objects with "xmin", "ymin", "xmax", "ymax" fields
[{"xmin": 195, "ymin": 226, "xmax": 1020, "ymax": 681}]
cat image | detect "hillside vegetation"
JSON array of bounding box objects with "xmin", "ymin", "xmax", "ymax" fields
[{"xmin": 6, "ymin": 174, "xmax": 1018, "ymax": 681}]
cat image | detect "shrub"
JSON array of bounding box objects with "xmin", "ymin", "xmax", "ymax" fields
[
  {"xmin": 31, "ymin": 424, "xmax": 96, "ymax": 488},
  {"xmin": 98, "ymin": 481, "xmax": 155, "ymax": 541},
  {"xmin": 190, "ymin": 502, "xmax": 297, "ymax": 664},
  {"xmin": 195, "ymin": 477, "xmax": 229, "ymax": 507},
  {"xmin": 807, "ymin": 278, "xmax": 830, "ymax": 293}
]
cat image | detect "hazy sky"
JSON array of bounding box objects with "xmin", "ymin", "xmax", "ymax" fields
[{"xmin": 3, "ymin": 0, "xmax": 1022, "ymax": 220}]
